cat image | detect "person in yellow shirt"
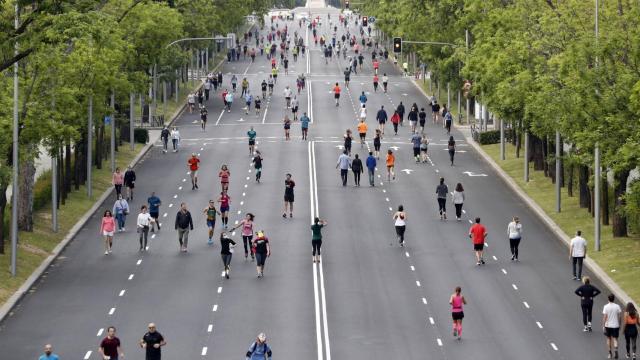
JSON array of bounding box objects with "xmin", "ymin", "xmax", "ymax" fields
[
  {"xmin": 386, "ymin": 149, "xmax": 396, "ymax": 181},
  {"xmin": 357, "ymin": 119, "xmax": 368, "ymax": 147}
]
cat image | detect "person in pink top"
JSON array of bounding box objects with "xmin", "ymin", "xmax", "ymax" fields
[
  {"xmin": 100, "ymin": 210, "xmax": 116, "ymax": 255},
  {"xmin": 449, "ymin": 286, "xmax": 467, "ymax": 340},
  {"xmin": 232, "ymin": 213, "xmax": 255, "ymax": 260},
  {"xmin": 112, "ymin": 167, "xmax": 124, "ymax": 199},
  {"xmin": 219, "ymin": 165, "xmax": 230, "ymax": 192}
]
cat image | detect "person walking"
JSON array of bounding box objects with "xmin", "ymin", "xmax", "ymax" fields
[
  {"xmin": 283, "ymin": 115, "xmax": 292, "ymax": 140},
  {"xmin": 203, "ymin": 200, "xmax": 221, "ymax": 245},
  {"xmin": 139, "ymin": 323, "xmax": 166, "ymax": 360},
  {"xmin": 283, "ymin": 174, "xmax": 295, "ymax": 218},
  {"xmin": 112, "ymin": 167, "xmax": 124, "ymax": 199},
  {"xmin": 575, "ymin": 276, "xmax": 601, "ymax": 332},
  {"xmin": 252, "ymin": 231, "xmax": 271, "ymax": 278},
  {"xmin": 603, "ymin": 294, "xmax": 622, "ymax": 359},
  {"xmin": 411, "ymin": 132, "xmax": 421, "ymax": 162},
  {"xmin": 623, "ymin": 302, "xmax": 639, "ymax": 359},
  {"xmin": 366, "ymin": 152, "xmax": 376, "ymax": 187},
  {"xmin": 252, "ymin": 150, "xmax": 263, "ymax": 183},
  {"xmin": 311, "ymin": 217, "xmax": 327, "ymax": 263},
  {"xmin": 507, "ymin": 216, "xmax": 523, "ymax": 261},
  {"xmin": 171, "ymin": 127, "xmax": 180, "ymax": 152},
  {"xmin": 393, "ymin": 205, "xmax": 407, "ymax": 246},
  {"xmin": 448, "ymin": 136, "xmax": 456, "ymax": 166},
  {"xmin": 218, "ymin": 190, "xmax": 231, "ymax": 228},
  {"xmin": 99, "ymin": 326, "xmax": 124, "ymax": 360},
  {"xmin": 452, "ymin": 183, "xmax": 465, "ymax": 221},
  {"xmin": 200, "ymin": 106, "xmax": 208, "ymax": 130},
  {"xmin": 188, "ymin": 153, "xmax": 200, "ymax": 190},
  {"xmin": 570, "ymin": 230, "xmax": 587, "ymax": 281},
  {"xmin": 390, "ymin": 111, "xmax": 400, "ymax": 135},
  {"xmin": 124, "ymin": 166, "xmax": 136, "ymax": 201},
  {"xmin": 283, "ymin": 85, "xmax": 293, "ymax": 108},
  {"xmin": 382, "ymin": 73, "xmax": 389, "ymax": 93},
  {"xmin": 300, "ymin": 112, "xmax": 310, "ymax": 140},
  {"xmin": 161, "ymin": 126, "xmax": 170, "ymax": 153},
  {"xmin": 225, "ymin": 91, "xmax": 234, "ymax": 112},
  {"xmin": 436, "ymin": 177, "xmax": 448, "ymax": 220},
  {"xmin": 359, "ymin": 91, "xmax": 367, "ymax": 106},
  {"xmin": 112, "ymin": 194, "xmax": 129, "ymax": 232},
  {"xmin": 397, "ymin": 102, "xmax": 406, "ymax": 127},
  {"xmin": 373, "ymin": 129, "xmax": 382, "ymax": 159},
  {"xmin": 351, "ymin": 154, "xmax": 363, "ymax": 186},
  {"xmin": 244, "ymin": 91, "xmax": 253, "ymax": 115},
  {"xmin": 449, "ymin": 286, "xmax": 467, "ymax": 340},
  {"xmin": 343, "ymin": 129, "xmax": 353, "ymax": 155},
  {"xmin": 137, "ymin": 205, "xmax": 153, "ymax": 251},
  {"xmin": 38, "ymin": 344, "xmax": 60, "ymax": 360},
  {"xmin": 418, "ymin": 108, "xmax": 427, "ymax": 134},
  {"xmin": 376, "ymin": 106, "xmax": 387, "ymax": 135},
  {"xmin": 291, "ymin": 95, "xmax": 299, "ymax": 120},
  {"xmin": 147, "ymin": 192, "xmax": 162, "ymax": 232},
  {"xmin": 175, "ymin": 203, "xmax": 194, "ymax": 252},
  {"xmin": 336, "ymin": 150, "xmax": 351, "ymax": 187},
  {"xmin": 255, "ymin": 95, "xmax": 262, "ymax": 116},
  {"xmin": 469, "ymin": 217, "xmax": 487, "ymax": 265},
  {"xmin": 245, "ymin": 333, "xmax": 273, "ymax": 359},
  {"xmin": 386, "ymin": 149, "xmax": 395, "ymax": 181},
  {"xmin": 247, "ymin": 126, "xmax": 257, "ymax": 155},
  {"xmin": 220, "ymin": 232, "xmax": 236, "ymax": 279},
  {"xmin": 232, "ymin": 213, "xmax": 255, "ymax": 260},
  {"xmin": 100, "ymin": 210, "xmax": 116, "ymax": 255},
  {"xmin": 420, "ymin": 138, "xmax": 429, "ymax": 162}
]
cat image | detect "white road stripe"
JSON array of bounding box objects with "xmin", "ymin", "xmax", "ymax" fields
[
  {"xmin": 437, "ymin": 338, "xmax": 443, "ymax": 346},
  {"xmin": 217, "ymin": 286, "xmax": 222, "ymax": 294},
  {"xmin": 201, "ymin": 346, "xmax": 208, "ymax": 356},
  {"xmin": 163, "ymin": 213, "xmax": 167, "ymax": 217},
  {"xmin": 537, "ymin": 321, "xmax": 543, "ymax": 328},
  {"xmin": 405, "ymin": 252, "xmax": 410, "ymax": 258},
  {"xmin": 492, "ymin": 255, "xmax": 498, "ymax": 261},
  {"xmin": 212, "ymin": 304, "xmax": 218, "ymax": 312},
  {"xmin": 169, "ymin": 204, "xmax": 173, "ymax": 208},
  {"xmin": 215, "ymin": 109, "xmax": 225, "ymax": 126},
  {"xmin": 512, "ymin": 284, "xmax": 518, "ymax": 290},
  {"xmin": 97, "ymin": 328, "xmax": 104, "ymax": 336},
  {"xmin": 178, "ymin": 186, "xmax": 182, "ymax": 190},
  {"xmin": 108, "ymin": 307, "xmax": 116, "ymax": 315},
  {"xmin": 246, "ymin": 176, "xmax": 250, "ymax": 180},
  {"xmin": 151, "ymin": 234, "xmax": 156, "ymax": 239},
  {"xmin": 416, "ymin": 281, "xmax": 421, "ymax": 287},
  {"xmin": 422, "ymin": 298, "xmax": 428, "ymax": 304},
  {"xmin": 242, "ymin": 192, "xmax": 246, "ymax": 196},
  {"xmin": 207, "ymin": 324, "xmax": 213, "ymax": 332},
  {"xmin": 173, "ymin": 194, "xmax": 178, "ymax": 198},
  {"xmin": 119, "ymin": 289, "xmax": 125, "ymax": 297},
  {"xmin": 523, "ymin": 301, "xmax": 530, "ymax": 309},
  {"xmin": 501, "ymin": 268, "xmax": 507, "ymax": 275},
  {"xmin": 550, "ymin": 343, "xmax": 558, "ymax": 351},
  {"xmin": 240, "ymin": 201, "xmax": 244, "ymax": 206},
  {"xmin": 136, "ymin": 259, "xmax": 142, "ymax": 265},
  {"xmin": 84, "ymin": 351, "xmax": 92, "ymax": 359},
  {"xmin": 128, "ymin": 274, "xmax": 134, "ymax": 280},
  {"xmin": 410, "ymin": 265, "xmax": 415, "ymax": 271},
  {"xmin": 429, "ymin": 317, "xmax": 435, "ymax": 325}
]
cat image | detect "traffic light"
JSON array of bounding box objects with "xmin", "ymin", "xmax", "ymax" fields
[
  {"xmin": 362, "ymin": 16, "xmax": 368, "ymax": 27},
  {"xmin": 393, "ymin": 37, "xmax": 402, "ymax": 53},
  {"xmin": 345, "ymin": 0, "xmax": 349, "ymax": 9}
]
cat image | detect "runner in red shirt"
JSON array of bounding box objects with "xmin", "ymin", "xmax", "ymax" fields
[
  {"xmin": 188, "ymin": 153, "xmax": 200, "ymax": 190},
  {"xmin": 468, "ymin": 217, "xmax": 487, "ymax": 265},
  {"xmin": 333, "ymin": 83, "xmax": 341, "ymax": 107}
]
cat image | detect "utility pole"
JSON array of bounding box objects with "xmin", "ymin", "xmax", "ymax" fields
[
  {"xmin": 555, "ymin": 130, "xmax": 561, "ymax": 212},
  {"xmin": 11, "ymin": 2, "xmax": 20, "ymax": 276},
  {"xmin": 594, "ymin": 145, "xmax": 601, "ymax": 251}
]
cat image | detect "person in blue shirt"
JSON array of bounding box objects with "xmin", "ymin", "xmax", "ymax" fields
[
  {"xmin": 366, "ymin": 151, "xmax": 377, "ymax": 187},
  {"xmin": 247, "ymin": 126, "xmax": 257, "ymax": 155},
  {"xmin": 147, "ymin": 192, "xmax": 162, "ymax": 232},
  {"xmin": 300, "ymin": 112, "xmax": 310, "ymax": 140},
  {"xmin": 359, "ymin": 91, "xmax": 367, "ymax": 106},
  {"xmin": 39, "ymin": 344, "xmax": 59, "ymax": 360},
  {"xmin": 246, "ymin": 333, "xmax": 272, "ymax": 360}
]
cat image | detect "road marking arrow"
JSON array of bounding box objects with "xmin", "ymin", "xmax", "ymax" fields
[
  {"xmin": 389, "ymin": 146, "xmax": 400, "ymax": 151},
  {"xmin": 401, "ymin": 169, "xmax": 413, "ymax": 174},
  {"xmin": 237, "ymin": 118, "xmax": 245, "ymax": 122},
  {"xmin": 463, "ymin": 171, "xmax": 488, "ymax": 177}
]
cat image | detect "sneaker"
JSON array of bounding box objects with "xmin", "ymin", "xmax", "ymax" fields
[
  {"xmin": 207, "ymin": 239, "xmax": 213, "ymax": 245},
  {"xmin": 282, "ymin": 213, "xmax": 287, "ymax": 218},
  {"xmin": 400, "ymin": 241, "xmax": 404, "ymax": 247},
  {"xmin": 583, "ymin": 326, "xmax": 589, "ymax": 332},
  {"xmin": 104, "ymin": 251, "xmax": 109, "ymax": 255},
  {"xmin": 476, "ymin": 261, "xmax": 481, "ymax": 266},
  {"xmin": 481, "ymin": 259, "xmax": 485, "ymax": 265},
  {"xmin": 615, "ymin": 351, "xmax": 619, "ymax": 359},
  {"xmin": 290, "ymin": 213, "xmax": 293, "ymax": 218},
  {"xmin": 511, "ymin": 255, "xmax": 515, "ymax": 261},
  {"xmin": 195, "ymin": 184, "xmax": 199, "ymax": 189},
  {"xmin": 625, "ymin": 353, "xmax": 630, "ymax": 359},
  {"xmin": 225, "ymin": 272, "xmax": 229, "ymax": 279}
]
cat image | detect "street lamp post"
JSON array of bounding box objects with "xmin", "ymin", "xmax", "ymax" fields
[{"xmin": 11, "ymin": 3, "xmax": 19, "ymax": 277}]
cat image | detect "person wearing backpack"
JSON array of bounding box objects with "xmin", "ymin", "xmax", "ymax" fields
[{"xmin": 245, "ymin": 333, "xmax": 272, "ymax": 360}]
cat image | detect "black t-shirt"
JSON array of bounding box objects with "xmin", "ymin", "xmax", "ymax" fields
[
  {"xmin": 220, "ymin": 236, "xmax": 236, "ymax": 255},
  {"xmin": 419, "ymin": 111, "xmax": 427, "ymax": 121},
  {"xmin": 143, "ymin": 332, "xmax": 164, "ymax": 360},
  {"xmin": 253, "ymin": 155, "xmax": 262, "ymax": 168},
  {"xmin": 344, "ymin": 135, "xmax": 352, "ymax": 147},
  {"xmin": 408, "ymin": 110, "xmax": 418, "ymax": 121},
  {"xmin": 284, "ymin": 179, "xmax": 295, "ymax": 195},
  {"xmin": 254, "ymin": 237, "xmax": 269, "ymax": 254},
  {"xmin": 261, "ymin": 82, "xmax": 267, "ymax": 90}
]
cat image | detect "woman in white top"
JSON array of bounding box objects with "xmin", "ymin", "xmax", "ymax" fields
[
  {"xmin": 452, "ymin": 183, "xmax": 465, "ymax": 221},
  {"xmin": 171, "ymin": 127, "xmax": 180, "ymax": 152},
  {"xmin": 137, "ymin": 205, "xmax": 154, "ymax": 252},
  {"xmin": 359, "ymin": 104, "xmax": 367, "ymax": 121},
  {"xmin": 187, "ymin": 93, "xmax": 196, "ymax": 113},
  {"xmin": 393, "ymin": 205, "xmax": 407, "ymax": 247},
  {"xmin": 507, "ymin": 216, "xmax": 523, "ymax": 261}
]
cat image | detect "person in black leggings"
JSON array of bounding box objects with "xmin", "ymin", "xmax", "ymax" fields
[
  {"xmin": 574, "ymin": 276, "xmax": 601, "ymax": 332},
  {"xmin": 311, "ymin": 217, "xmax": 327, "ymax": 263},
  {"xmin": 623, "ymin": 302, "xmax": 639, "ymax": 359},
  {"xmin": 436, "ymin": 178, "xmax": 448, "ymax": 220}
]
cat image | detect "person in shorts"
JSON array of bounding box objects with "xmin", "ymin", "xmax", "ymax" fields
[
  {"xmin": 469, "ymin": 217, "xmax": 487, "ymax": 265},
  {"xmin": 603, "ymin": 294, "xmax": 622, "ymax": 359},
  {"xmin": 203, "ymin": 200, "xmax": 220, "ymax": 245},
  {"xmin": 357, "ymin": 119, "xmax": 368, "ymax": 147},
  {"xmin": 147, "ymin": 192, "xmax": 162, "ymax": 232},
  {"xmin": 188, "ymin": 153, "xmax": 200, "ymax": 190},
  {"xmin": 333, "ymin": 83, "xmax": 341, "ymax": 106},
  {"xmin": 283, "ymin": 174, "xmax": 295, "ymax": 218}
]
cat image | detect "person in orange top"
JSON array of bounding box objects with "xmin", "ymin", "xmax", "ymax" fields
[
  {"xmin": 357, "ymin": 119, "xmax": 368, "ymax": 147},
  {"xmin": 100, "ymin": 210, "xmax": 116, "ymax": 255},
  {"xmin": 386, "ymin": 149, "xmax": 396, "ymax": 181},
  {"xmin": 188, "ymin": 153, "xmax": 200, "ymax": 190},
  {"xmin": 333, "ymin": 82, "xmax": 341, "ymax": 107},
  {"xmin": 468, "ymin": 217, "xmax": 488, "ymax": 265},
  {"xmin": 112, "ymin": 167, "xmax": 124, "ymax": 199},
  {"xmin": 390, "ymin": 110, "xmax": 401, "ymax": 135},
  {"xmin": 219, "ymin": 164, "xmax": 231, "ymax": 192},
  {"xmin": 373, "ymin": 59, "xmax": 379, "ymax": 74}
]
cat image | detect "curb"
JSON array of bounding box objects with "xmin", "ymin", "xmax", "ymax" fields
[
  {"xmin": 0, "ymin": 56, "xmax": 228, "ymax": 323},
  {"xmin": 409, "ymin": 78, "xmax": 635, "ymax": 307}
]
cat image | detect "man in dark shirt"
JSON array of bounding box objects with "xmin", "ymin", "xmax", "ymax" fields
[
  {"xmin": 139, "ymin": 323, "xmax": 166, "ymax": 360},
  {"xmin": 175, "ymin": 202, "xmax": 194, "ymax": 252},
  {"xmin": 147, "ymin": 192, "xmax": 162, "ymax": 232},
  {"xmin": 99, "ymin": 326, "xmax": 124, "ymax": 360},
  {"xmin": 574, "ymin": 276, "xmax": 601, "ymax": 332},
  {"xmin": 351, "ymin": 154, "xmax": 363, "ymax": 187}
]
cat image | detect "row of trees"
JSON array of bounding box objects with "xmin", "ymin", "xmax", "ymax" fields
[
  {"xmin": 0, "ymin": 0, "xmax": 275, "ymax": 253},
  {"xmin": 364, "ymin": 0, "xmax": 640, "ymax": 238}
]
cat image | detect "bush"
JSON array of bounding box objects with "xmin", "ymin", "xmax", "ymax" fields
[
  {"xmin": 134, "ymin": 128, "xmax": 149, "ymax": 144},
  {"xmin": 477, "ymin": 129, "xmax": 515, "ymax": 145},
  {"xmin": 33, "ymin": 170, "xmax": 52, "ymax": 212}
]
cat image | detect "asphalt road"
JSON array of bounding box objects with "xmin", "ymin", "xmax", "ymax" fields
[{"xmin": 0, "ymin": 5, "xmax": 617, "ymax": 360}]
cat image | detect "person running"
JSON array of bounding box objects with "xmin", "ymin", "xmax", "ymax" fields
[
  {"xmin": 188, "ymin": 153, "xmax": 200, "ymax": 190},
  {"xmin": 225, "ymin": 91, "xmax": 234, "ymax": 112},
  {"xmin": 436, "ymin": 177, "xmax": 448, "ymax": 220},
  {"xmin": 396, "ymin": 102, "xmax": 406, "ymax": 127},
  {"xmin": 247, "ymin": 126, "xmax": 257, "ymax": 155},
  {"xmin": 408, "ymin": 105, "xmax": 418, "ymax": 133},
  {"xmin": 336, "ymin": 150, "xmax": 351, "ymax": 187},
  {"xmin": 575, "ymin": 276, "xmax": 601, "ymax": 332},
  {"xmin": 254, "ymin": 95, "xmax": 262, "ymax": 116},
  {"xmin": 231, "ymin": 74, "xmax": 238, "ymax": 92},
  {"xmin": 112, "ymin": 194, "xmax": 129, "ymax": 232},
  {"xmin": 373, "ymin": 129, "xmax": 382, "ymax": 159},
  {"xmin": 219, "ymin": 164, "xmax": 230, "ymax": 192},
  {"xmin": 393, "ymin": 205, "xmax": 407, "ymax": 246},
  {"xmin": 311, "ymin": 217, "xmax": 327, "ymax": 263},
  {"xmin": 220, "ymin": 232, "xmax": 236, "ymax": 279},
  {"xmin": 161, "ymin": 126, "xmax": 170, "ymax": 153},
  {"xmin": 252, "ymin": 150, "xmax": 263, "ymax": 183},
  {"xmin": 244, "ymin": 91, "xmax": 253, "ymax": 115},
  {"xmin": 386, "ymin": 149, "xmax": 395, "ymax": 181},
  {"xmin": 623, "ymin": 302, "xmax": 639, "ymax": 359},
  {"xmin": 112, "ymin": 167, "xmax": 124, "ymax": 199},
  {"xmin": 232, "ymin": 213, "xmax": 255, "ymax": 260},
  {"xmin": 137, "ymin": 205, "xmax": 153, "ymax": 252},
  {"xmin": 291, "ymin": 96, "xmax": 299, "ymax": 120},
  {"xmin": 373, "ymin": 73, "xmax": 379, "ymax": 92},
  {"xmin": 283, "ymin": 86, "xmax": 293, "ymax": 108},
  {"xmin": 200, "ymin": 106, "xmax": 208, "ymax": 130},
  {"xmin": 300, "ymin": 112, "xmax": 310, "ymax": 140},
  {"xmin": 283, "ymin": 115, "xmax": 292, "ymax": 140},
  {"xmin": 359, "ymin": 91, "xmax": 367, "ymax": 107},
  {"xmin": 139, "ymin": 323, "xmax": 166, "ymax": 360},
  {"xmin": 39, "ymin": 344, "xmax": 60, "ymax": 360},
  {"xmin": 469, "ymin": 217, "xmax": 487, "ymax": 265},
  {"xmin": 283, "ymin": 174, "xmax": 295, "ymax": 218},
  {"xmin": 171, "ymin": 127, "xmax": 180, "ymax": 152},
  {"xmin": 351, "ymin": 154, "xmax": 363, "ymax": 186},
  {"xmin": 376, "ymin": 106, "xmax": 388, "ymax": 135},
  {"xmin": 343, "ymin": 129, "xmax": 353, "ymax": 155},
  {"xmin": 357, "ymin": 119, "xmax": 368, "ymax": 147},
  {"xmin": 261, "ymin": 79, "xmax": 268, "ymax": 99},
  {"xmin": 359, "ymin": 104, "xmax": 367, "ymax": 122},
  {"xmin": 333, "ymin": 82, "xmax": 341, "ymax": 107},
  {"xmin": 100, "ymin": 210, "xmax": 116, "ymax": 255},
  {"xmin": 448, "ymin": 136, "xmax": 456, "ymax": 166},
  {"xmin": 203, "ymin": 200, "xmax": 221, "ymax": 246},
  {"xmin": 449, "ymin": 286, "xmax": 467, "ymax": 340},
  {"xmin": 147, "ymin": 192, "xmax": 161, "ymax": 232},
  {"xmin": 452, "ymin": 183, "xmax": 465, "ymax": 221},
  {"xmin": 570, "ymin": 230, "xmax": 587, "ymax": 281},
  {"xmin": 344, "ymin": 67, "xmax": 351, "ymax": 87},
  {"xmin": 124, "ymin": 166, "xmax": 136, "ymax": 201},
  {"xmin": 218, "ymin": 190, "xmax": 231, "ymax": 228},
  {"xmin": 252, "ymin": 231, "xmax": 271, "ymax": 277},
  {"xmin": 246, "ymin": 332, "xmax": 273, "ymax": 359},
  {"xmin": 99, "ymin": 326, "xmax": 124, "ymax": 360},
  {"xmin": 431, "ymin": 99, "xmax": 441, "ymax": 124},
  {"xmin": 444, "ymin": 106, "xmax": 453, "ymax": 134},
  {"xmin": 366, "ymin": 152, "xmax": 376, "ymax": 186},
  {"xmin": 267, "ymin": 75, "xmax": 274, "ymax": 96},
  {"xmin": 507, "ymin": 216, "xmax": 523, "ymax": 261},
  {"xmin": 418, "ymin": 108, "xmax": 427, "ymax": 134},
  {"xmin": 411, "ymin": 132, "xmax": 421, "ymax": 162},
  {"xmin": 382, "ymin": 73, "xmax": 389, "ymax": 93},
  {"xmin": 420, "ymin": 138, "xmax": 429, "ymax": 162},
  {"xmin": 603, "ymin": 294, "xmax": 622, "ymax": 359}
]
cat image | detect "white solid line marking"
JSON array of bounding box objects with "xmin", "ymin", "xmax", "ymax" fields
[
  {"xmin": 537, "ymin": 321, "xmax": 543, "ymax": 329},
  {"xmin": 242, "ymin": 192, "xmax": 246, "ymax": 196},
  {"xmin": 201, "ymin": 346, "xmax": 208, "ymax": 356},
  {"xmin": 207, "ymin": 324, "xmax": 213, "ymax": 332},
  {"xmin": 416, "ymin": 281, "xmax": 421, "ymax": 287},
  {"xmin": 163, "ymin": 213, "xmax": 167, "ymax": 217},
  {"xmin": 405, "ymin": 252, "xmax": 410, "ymax": 258},
  {"xmin": 429, "ymin": 317, "xmax": 435, "ymax": 325},
  {"xmin": 217, "ymin": 286, "xmax": 222, "ymax": 294},
  {"xmin": 128, "ymin": 274, "xmax": 134, "ymax": 280},
  {"xmin": 523, "ymin": 301, "xmax": 530, "ymax": 309},
  {"xmin": 512, "ymin": 284, "xmax": 518, "ymax": 290},
  {"xmin": 169, "ymin": 203, "xmax": 173, "ymax": 208},
  {"xmin": 437, "ymin": 338, "xmax": 443, "ymax": 346},
  {"xmin": 550, "ymin": 343, "xmax": 558, "ymax": 351},
  {"xmin": 136, "ymin": 259, "xmax": 142, "ymax": 265},
  {"xmin": 212, "ymin": 304, "xmax": 218, "ymax": 312},
  {"xmin": 319, "ymin": 261, "xmax": 332, "ymax": 360},
  {"xmin": 501, "ymin": 268, "xmax": 507, "ymax": 274},
  {"xmin": 240, "ymin": 201, "xmax": 244, "ymax": 206},
  {"xmin": 84, "ymin": 351, "xmax": 92, "ymax": 359},
  {"xmin": 151, "ymin": 234, "xmax": 156, "ymax": 239},
  {"xmin": 492, "ymin": 255, "xmax": 498, "ymax": 261},
  {"xmin": 119, "ymin": 289, "xmax": 125, "ymax": 297},
  {"xmin": 410, "ymin": 265, "xmax": 415, "ymax": 271},
  {"xmin": 173, "ymin": 194, "xmax": 178, "ymax": 198},
  {"xmin": 422, "ymin": 298, "xmax": 428, "ymax": 304},
  {"xmin": 97, "ymin": 328, "xmax": 104, "ymax": 336},
  {"xmin": 108, "ymin": 307, "xmax": 116, "ymax": 315},
  {"xmin": 178, "ymin": 186, "xmax": 182, "ymax": 190}
]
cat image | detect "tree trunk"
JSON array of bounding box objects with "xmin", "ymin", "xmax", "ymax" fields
[
  {"xmin": 17, "ymin": 156, "xmax": 36, "ymax": 232},
  {"xmin": 74, "ymin": 139, "xmax": 82, "ymax": 190},
  {"xmin": 579, "ymin": 165, "xmax": 591, "ymax": 210},
  {"xmin": 95, "ymin": 124, "xmax": 103, "ymax": 170},
  {"xmin": 531, "ymin": 135, "xmax": 545, "ymax": 171},
  {"xmin": 515, "ymin": 131, "xmax": 521, "ymax": 158},
  {"xmin": 548, "ymin": 136, "xmax": 556, "ymax": 183},
  {"xmin": 543, "ymin": 135, "xmax": 549, "ymax": 178},
  {"xmin": 559, "ymin": 139, "xmax": 564, "ymax": 187},
  {"xmin": 612, "ymin": 169, "xmax": 630, "ymax": 237},
  {"xmin": 64, "ymin": 141, "xmax": 72, "ymax": 198},
  {"xmin": 0, "ymin": 180, "xmax": 7, "ymax": 254},
  {"xmin": 567, "ymin": 162, "xmax": 574, "ymax": 197},
  {"xmin": 602, "ymin": 175, "xmax": 609, "ymax": 226}
]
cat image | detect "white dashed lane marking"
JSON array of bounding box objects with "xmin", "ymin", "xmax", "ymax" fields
[
  {"xmin": 501, "ymin": 268, "xmax": 507, "ymax": 275},
  {"xmin": 108, "ymin": 307, "xmax": 116, "ymax": 315},
  {"xmin": 512, "ymin": 284, "xmax": 518, "ymax": 290},
  {"xmin": 84, "ymin": 351, "xmax": 92, "ymax": 359},
  {"xmin": 523, "ymin": 301, "xmax": 530, "ymax": 309},
  {"xmin": 118, "ymin": 289, "xmax": 126, "ymax": 297},
  {"xmin": 217, "ymin": 287, "xmax": 222, "ymax": 294},
  {"xmin": 550, "ymin": 343, "xmax": 558, "ymax": 351},
  {"xmin": 212, "ymin": 305, "xmax": 218, "ymax": 312},
  {"xmin": 207, "ymin": 324, "xmax": 213, "ymax": 332},
  {"xmin": 128, "ymin": 274, "xmax": 134, "ymax": 280},
  {"xmin": 422, "ymin": 298, "xmax": 428, "ymax": 305},
  {"xmin": 97, "ymin": 328, "xmax": 104, "ymax": 336},
  {"xmin": 136, "ymin": 259, "xmax": 142, "ymax": 266},
  {"xmin": 429, "ymin": 317, "xmax": 435, "ymax": 325},
  {"xmin": 201, "ymin": 347, "xmax": 208, "ymax": 356},
  {"xmin": 410, "ymin": 265, "xmax": 415, "ymax": 271},
  {"xmin": 437, "ymin": 338, "xmax": 443, "ymax": 346},
  {"xmin": 416, "ymin": 281, "xmax": 421, "ymax": 287},
  {"xmin": 536, "ymin": 321, "xmax": 543, "ymax": 329}
]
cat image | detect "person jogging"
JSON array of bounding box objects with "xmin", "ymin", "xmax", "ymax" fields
[
  {"xmin": 175, "ymin": 202, "xmax": 193, "ymax": 252},
  {"xmin": 333, "ymin": 82, "xmax": 341, "ymax": 107},
  {"xmin": 244, "ymin": 91, "xmax": 253, "ymax": 115},
  {"xmin": 252, "ymin": 231, "xmax": 271, "ymax": 278},
  {"xmin": 252, "ymin": 150, "xmax": 263, "ymax": 183},
  {"xmin": 344, "ymin": 67, "xmax": 351, "ymax": 87},
  {"xmin": 393, "ymin": 205, "xmax": 406, "ymax": 247},
  {"xmin": 469, "ymin": 217, "xmax": 487, "ymax": 265},
  {"xmin": 137, "ymin": 205, "xmax": 153, "ymax": 252},
  {"xmin": 147, "ymin": 192, "xmax": 162, "ymax": 232},
  {"xmin": 245, "ymin": 333, "xmax": 272, "ymax": 359},
  {"xmin": 232, "ymin": 213, "xmax": 255, "ymax": 260},
  {"xmin": 343, "ymin": 129, "xmax": 353, "ymax": 155},
  {"xmin": 448, "ymin": 136, "xmax": 456, "ymax": 166},
  {"xmin": 507, "ymin": 216, "xmax": 523, "ymax": 261},
  {"xmin": 300, "ymin": 112, "xmax": 310, "ymax": 140},
  {"xmin": 100, "ymin": 210, "xmax": 116, "ymax": 255},
  {"xmin": 449, "ymin": 286, "xmax": 467, "ymax": 340},
  {"xmin": 171, "ymin": 127, "xmax": 180, "ymax": 152},
  {"xmin": 390, "ymin": 111, "xmax": 400, "ymax": 135},
  {"xmin": 575, "ymin": 276, "xmax": 601, "ymax": 332},
  {"xmin": 219, "ymin": 164, "xmax": 230, "ymax": 192},
  {"xmin": 603, "ymin": 294, "xmax": 622, "ymax": 360},
  {"xmin": 382, "ymin": 73, "xmax": 389, "ymax": 92},
  {"xmin": 218, "ymin": 191, "xmax": 231, "ymax": 228},
  {"xmin": 623, "ymin": 302, "xmax": 639, "ymax": 359},
  {"xmin": 452, "ymin": 183, "xmax": 465, "ymax": 221},
  {"xmin": 161, "ymin": 126, "xmax": 170, "ymax": 153},
  {"xmin": 418, "ymin": 108, "xmax": 427, "ymax": 134},
  {"xmin": 359, "ymin": 91, "xmax": 367, "ymax": 106},
  {"xmin": 203, "ymin": 200, "xmax": 221, "ymax": 245},
  {"xmin": 373, "ymin": 129, "xmax": 382, "ymax": 159},
  {"xmin": 99, "ymin": 326, "xmax": 124, "ymax": 360},
  {"xmin": 396, "ymin": 102, "xmax": 405, "ymax": 127},
  {"xmin": 359, "ymin": 104, "xmax": 367, "ymax": 122},
  {"xmin": 220, "ymin": 232, "xmax": 236, "ymax": 279},
  {"xmin": 570, "ymin": 230, "xmax": 587, "ymax": 281},
  {"xmin": 366, "ymin": 152, "xmax": 376, "ymax": 187},
  {"xmin": 373, "ymin": 74, "xmax": 379, "ymax": 92},
  {"xmin": 311, "ymin": 217, "xmax": 327, "ymax": 263},
  {"xmin": 255, "ymin": 96, "xmax": 262, "ymax": 116},
  {"xmin": 376, "ymin": 106, "xmax": 387, "ymax": 135},
  {"xmin": 200, "ymin": 106, "xmax": 208, "ymax": 130},
  {"xmin": 351, "ymin": 154, "xmax": 363, "ymax": 186},
  {"xmin": 283, "ymin": 174, "xmax": 295, "ymax": 218},
  {"xmin": 411, "ymin": 132, "xmax": 421, "ymax": 162},
  {"xmin": 420, "ymin": 138, "xmax": 429, "ymax": 162},
  {"xmin": 139, "ymin": 323, "xmax": 166, "ymax": 360},
  {"xmin": 357, "ymin": 119, "xmax": 368, "ymax": 147},
  {"xmin": 247, "ymin": 126, "xmax": 257, "ymax": 155},
  {"xmin": 336, "ymin": 150, "xmax": 351, "ymax": 187},
  {"xmin": 386, "ymin": 149, "xmax": 395, "ymax": 181},
  {"xmin": 436, "ymin": 177, "xmax": 448, "ymax": 220},
  {"xmin": 188, "ymin": 153, "xmax": 200, "ymax": 190}
]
